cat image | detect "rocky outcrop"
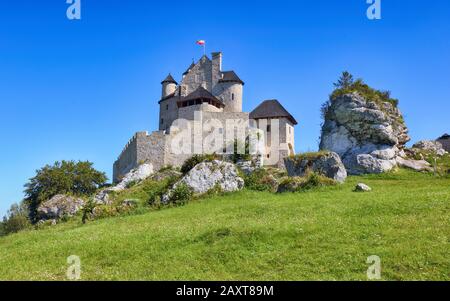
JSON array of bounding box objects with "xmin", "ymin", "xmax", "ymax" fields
[
  {"xmin": 284, "ymin": 152, "xmax": 347, "ymax": 183},
  {"xmin": 163, "ymin": 160, "xmax": 244, "ymax": 202},
  {"xmin": 94, "ymin": 163, "xmax": 154, "ymax": 204},
  {"xmin": 115, "ymin": 163, "xmax": 154, "ymax": 190},
  {"xmin": 396, "ymin": 157, "xmax": 433, "ymax": 172},
  {"xmin": 37, "ymin": 195, "xmax": 85, "ymax": 221},
  {"xmin": 412, "ymin": 140, "xmax": 447, "ymax": 156},
  {"xmin": 320, "ymin": 92, "xmax": 410, "ymax": 175}
]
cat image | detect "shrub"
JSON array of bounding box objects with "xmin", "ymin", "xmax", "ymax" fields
[
  {"xmin": 24, "ymin": 160, "xmax": 107, "ymax": 223},
  {"xmin": 244, "ymin": 169, "xmax": 278, "ymax": 192},
  {"xmin": 125, "ymin": 180, "xmax": 138, "ymax": 189},
  {"xmin": 0, "ymin": 202, "xmax": 32, "ymax": 236},
  {"xmin": 181, "ymin": 154, "xmax": 218, "ymax": 174},
  {"xmin": 278, "ymin": 172, "xmax": 336, "ymax": 193},
  {"xmin": 168, "ymin": 183, "xmax": 193, "ymax": 206}
]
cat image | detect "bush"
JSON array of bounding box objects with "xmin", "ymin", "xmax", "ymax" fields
[
  {"xmin": 244, "ymin": 169, "xmax": 278, "ymax": 192},
  {"xmin": 0, "ymin": 202, "xmax": 32, "ymax": 236},
  {"xmin": 24, "ymin": 160, "xmax": 107, "ymax": 223},
  {"xmin": 181, "ymin": 154, "xmax": 218, "ymax": 174},
  {"xmin": 168, "ymin": 183, "xmax": 193, "ymax": 206},
  {"xmin": 278, "ymin": 172, "xmax": 336, "ymax": 193}
]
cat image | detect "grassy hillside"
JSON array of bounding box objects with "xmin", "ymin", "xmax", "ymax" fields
[{"xmin": 0, "ymin": 170, "xmax": 449, "ymax": 280}]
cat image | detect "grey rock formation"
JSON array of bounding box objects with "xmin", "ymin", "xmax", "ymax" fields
[
  {"xmin": 396, "ymin": 157, "xmax": 433, "ymax": 172},
  {"xmin": 284, "ymin": 152, "xmax": 347, "ymax": 183},
  {"xmin": 37, "ymin": 194, "xmax": 85, "ymax": 221},
  {"xmin": 320, "ymin": 92, "xmax": 410, "ymax": 175},
  {"xmin": 94, "ymin": 163, "xmax": 154, "ymax": 204},
  {"xmin": 412, "ymin": 140, "xmax": 447, "ymax": 156},
  {"xmin": 354, "ymin": 183, "xmax": 372, "ymax": 192},
  {"xmin": 115, "ymin": 163, "xmax": 154, "ymax": 190},
  {"xmin": 163, "ymin": 160, "xmax": 244, "ymax": 202}
]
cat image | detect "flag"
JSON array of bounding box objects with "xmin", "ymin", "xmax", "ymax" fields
[{"xmin": 196, "ymin": 40, "xmax": 205, "ymax": 46}]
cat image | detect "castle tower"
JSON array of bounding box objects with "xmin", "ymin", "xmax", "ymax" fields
[
  {"xmin": 216, "ymin": 71, "xmax": 244, "ymax": 113},
  {"xmin": 161, "ymin": 74, "xmax": 177, "ymax": 98}
]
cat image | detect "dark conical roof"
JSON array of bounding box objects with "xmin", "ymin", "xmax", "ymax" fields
[
  {"xmin": 161, "ymin": 74, "xmax": 177, "ymax": 85},
  {"xmin": 250, "ymin": 99, "xmax": 298, "ymax": 125},
  {"xmin": 437, "ymin": 133, "xmax": 450, "ymax": 140},
  {"xmin": 219, "ymin": 71, "xmax": 244, "ymax": 85}
]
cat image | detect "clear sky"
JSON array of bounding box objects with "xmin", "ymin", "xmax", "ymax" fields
[{"xmin": 1, "ymin": 0, "xmax": 449, "ymax": 216}]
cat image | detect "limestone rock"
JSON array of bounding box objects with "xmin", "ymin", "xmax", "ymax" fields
[
  {"xmin": 94, "ymin": 163, "xmax": 154, "ymax": 205},
  {"xmin": 320, "ymin": 92, "xmax": 410, "ymax": 175},
  {"xmin": 37, "ymin": 194, "xmax": 85, "ymax": 221},
  {"xmin": 412, "ymin": 140, "xmax": 447, "ymax": 156},
  {"xmin": 163, "ymin": 160, "xmax": 244, "ymax": 202},
  {"xmin": 354, "ymin": 183, "xmax": 372, "ymax": 192},
  {"xmin": 396, "ymin": 157, "xmax": 433, "ymax": 172},
  {"xmin": 284, "ymin": 152, "xmax": 347, "ymax": 183},
  {"xmin": 115, "ymin": 163, "xmax": 154, "ymax": 190}
]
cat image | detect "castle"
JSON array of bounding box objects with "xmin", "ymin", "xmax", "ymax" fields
[{"xmin": 113, "ymin": 52, "xmax": 297, "ymax": 182}]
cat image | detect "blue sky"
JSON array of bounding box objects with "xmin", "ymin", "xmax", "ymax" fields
[{"xmin": 0, "ymin": 0, "xmax": 449, "ymax": 216}]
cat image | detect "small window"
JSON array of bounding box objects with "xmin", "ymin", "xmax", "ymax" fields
[
  {"xmin": 267, "ymin": 154, "xmax": 270, "ymax": 159},
  {"xmin": 161, "ymin": 118, "xmax": 164, "ymax": 125},
  {"xmin": 232, "ymin": 93, "xmax": 235, "ymax": 101},
  {"xmin": 289, "ymin": 127, "xmax": 291, "ymax": 134},
  {"xmin": 267, "ymin": 124, "xmax": 271, "ymax": 132},
  {"xmin": 218, "ymin": 128, "xmax": 223, "ymax": 134},
  {"xmin": 166, "ymin": 104, "xmax": 169, "ymax": 110}
]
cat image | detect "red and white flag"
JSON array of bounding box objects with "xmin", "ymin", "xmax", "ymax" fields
[{"xmin": 196, "ymin": 40, "xmax": 205, "ymax": 46}]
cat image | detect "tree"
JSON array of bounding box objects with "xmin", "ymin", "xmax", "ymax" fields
[
  {"xmin": 24, "ymin": 160, "xmax": 107, "ymax": 223},
  {"xmin": 0, "ymin": 202, "xmax": 31, "ymax": 236},
  {"xmin": 333, "ymin": 71, "xmax": 354, "ymax": 89}
]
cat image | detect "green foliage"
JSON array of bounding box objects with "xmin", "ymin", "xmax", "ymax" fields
[
  {"xmin": 181, "ymin": 154, "xmax": 218, "ymax": 174},
  {"xmin": 168, "ymin": 183, "xmax": 193, "ymax": 206},
  {"xmin": 0, "ymin": 202, "xmax": 32, "ymax": 236},
  {"xmin": 1, "ymin": 169, "xmax": 448, "ymax": 280},
  {"xmin": 331, "ymin": 74, "xmax": 399, "ymax": 107},
  {"xmin": 322, "ymin": 72, "xmax": 400, "ymax": 121},
  {"xmin": 24, "ymin": 160, "xmax": 107, "ymax": 223},
  {"xmin": 125, "ymin": 180, "xmax": 138, "ymax": 189},
  {"xmin": 278, "ymin": 172, "xmax": 336, "ymax": 193},
  {"xmin": 289, "ymin": 151, "xmax": 330, "ymax": 161},
  {"xmin": 333, "ymin": 71, "xmax": 354, "ymax": 89},
  {"xmin": 230, "ymin": 139, "xmax": 252, "ymax": 163},
  {"xmin": 244, "ymin": 169, "xmax": 278, "ymax": 192}
]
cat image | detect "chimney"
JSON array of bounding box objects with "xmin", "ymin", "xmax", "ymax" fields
[{"xmin": 212, "ymin": 52, "xmax": 222, "ymax": 71}]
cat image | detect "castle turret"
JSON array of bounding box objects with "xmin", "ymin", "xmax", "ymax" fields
[
  {"xmin": 217, "ymin": 71, "xmax": 244, "ymax": 113},
  {"xmin": 161, "ymin": 74, "xmax": 177, "ymax": 98}
]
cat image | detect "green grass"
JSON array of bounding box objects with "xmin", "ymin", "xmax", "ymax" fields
[{"xmin": 0, "ymin": 169, "xmax": 449, "ymax": 280}]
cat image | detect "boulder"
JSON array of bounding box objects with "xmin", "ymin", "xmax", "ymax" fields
[
  {"xmin": 396, "ymin": 157, "xmax": 433, "ymax": 172},
  {"xmin": 412, "ymin": 140, "xmax": 447, "ymax": 156},
  {"xmin": 94, "ymin": 163, "xmax": 154, "ymax": 204},
  {"xmin": 37, "ymin": 194, "xmax": 85, "ymax": 221},
  {"xmin": 354, "ymin": 183, "xmax": 372, "ymax": 192},
  {"xmin": 115, "ymin": 163, "xmax": 154, "ymax": 190},
  {"xmin": 284, "ymin": 152, "xmax": 347, "ymax": 183},
  {"xmin": 320, "ymin": 92, "xmax": 410, "ymax": 175},
  {"xmin": 163, "ymin": 160, "xmax": 244, "ymax": 203},
  {"xmin": 236, "ymin": 160, "xmax": 258, "ymax": 176}
]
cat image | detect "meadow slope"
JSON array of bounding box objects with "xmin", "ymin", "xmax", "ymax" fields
[{"xmin": 0, "ymin": 170, "xmax": 449, "ymax": 280}]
